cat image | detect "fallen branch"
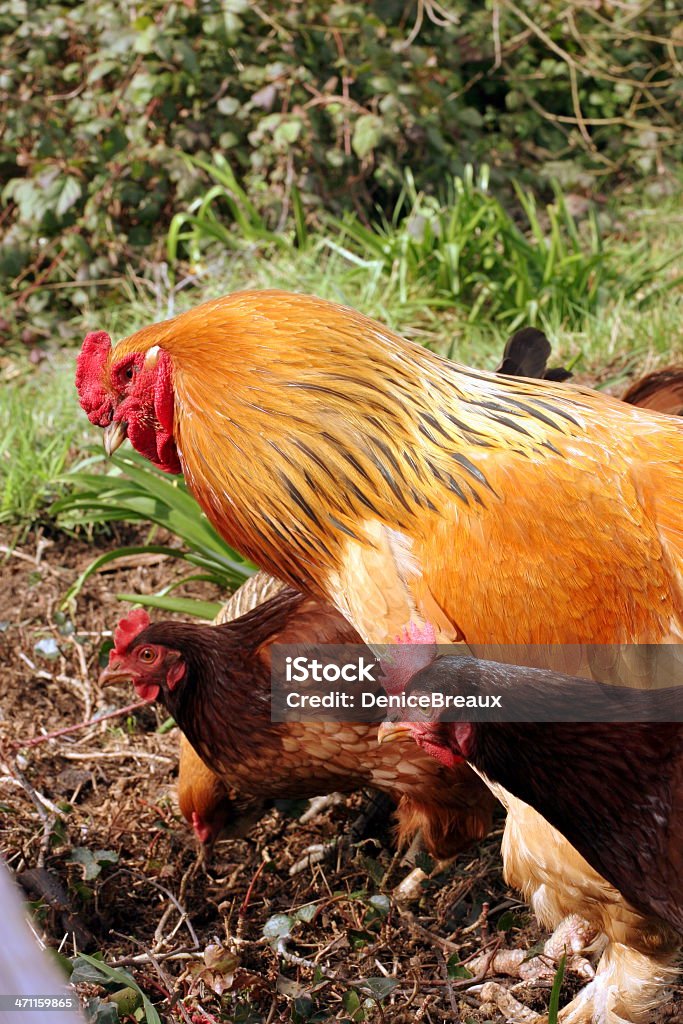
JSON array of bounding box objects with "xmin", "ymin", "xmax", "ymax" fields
[{"xmin": 10, "ymin": 698, "xmax": 155, "ymax": 751}]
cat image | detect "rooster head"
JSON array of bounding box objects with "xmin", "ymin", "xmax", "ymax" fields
[
  {"xmin": 100, "ymin": 608, "xmax": 187, "ymax": 702},
  {"xmin": 75, "ymin": 331, "xmax": 181, "ymax": 473}
]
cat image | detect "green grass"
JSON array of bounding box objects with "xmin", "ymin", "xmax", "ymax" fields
[
  {"xmin": 99, "ymin": 166, "xmax": 683, "ymax": 375},
  {"xmin": 0, "ymin": 359, "xmax": 95, "ymax": 529},
  {"xmin": 53, "ymin": 449, "xmax": 253, "ymax": 617}
]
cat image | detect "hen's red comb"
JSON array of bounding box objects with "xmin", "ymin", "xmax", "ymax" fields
[
  {"xmin": 395, "ymin": 622, "xmax": 437, "ymax": 646},
  {"xmin": 112, "ymin": 608, "xmax": 151, "ymax": 656},
  {"xmin": 75, "ymin": 331, "xmax": 114, "ymax": 426},
  {"xmin": 382, "ymin": 621, "xmax": 438, "ymax": 695}
]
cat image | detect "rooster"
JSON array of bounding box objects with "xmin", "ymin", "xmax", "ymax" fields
[
  {"xmin": 100, "ymin": 592, "xmax": 496, "ymax": 861},
  {"xmin": 77, "ymin": 290, "xmax": 683, "ymax": 1022}
]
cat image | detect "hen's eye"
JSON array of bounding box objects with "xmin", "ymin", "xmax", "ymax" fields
[
  {"xmin": 138, "ymin": 647, "xmax": 156, "ymax": 663},
  {"xmin": 125, "ymin": 366, "xmax": 134, "ymax": 380}
]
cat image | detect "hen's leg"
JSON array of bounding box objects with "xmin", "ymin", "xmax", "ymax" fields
[
  {"xmin": 469, "ymin": 913, "xmax": 599, "ymax": 986},
  {"xmin": 524, "ymin": 914, "xmax": 599, "ymax": 984},
  {"xmin": 555, "ymin": 940, "xmax": 678, "ymax": 1024},
  {"xmin": 479, "ymin": 936, "xmax": 678, "ymax": 1024}
]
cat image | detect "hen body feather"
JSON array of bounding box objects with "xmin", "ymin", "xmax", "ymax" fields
[{"xmin": 112, "ymin": 580, "xmax": 495, "ymax": 859}]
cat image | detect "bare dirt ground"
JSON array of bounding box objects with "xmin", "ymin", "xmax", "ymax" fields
[{"xmin": 1, "ymin": 525, "xmax": 681, "ymax": 1023}]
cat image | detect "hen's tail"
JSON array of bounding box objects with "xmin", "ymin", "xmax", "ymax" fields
[
  {"xmin": 621, "ymin": 367, "xmax": 683, "ymax": 416},
  {"xmin": 496, "ymin": 327, "xmax": 572, "ymax": 382}
]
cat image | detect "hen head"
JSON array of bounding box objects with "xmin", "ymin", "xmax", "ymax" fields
[
  {"xmin": 378, "ymin": 622, "xmax": 467, "ymax": 770},
  {"xmin": 100, "ymin": 608, "xmax": 187, "ymax": 701},
  {"xmin": 75, "ymin": 331, "xmax": 180, "ymax": 473}
]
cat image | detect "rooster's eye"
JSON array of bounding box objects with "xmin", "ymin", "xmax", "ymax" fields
[
  {"xmin": 116, "ymin": 362, "xmax": 137, "ymax": 385},
  {"xmin": 138, "ymin": 647, "xmax": 156, "ymax": 663}
]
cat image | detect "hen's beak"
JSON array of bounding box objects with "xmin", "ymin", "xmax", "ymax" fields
[
  {"xmin": 377, "ymin": 721, "xmax": 412, "ymax": 744},
  {"xmin": 103, "ymin": 420, "xmax": 128, "ymax": 457},
  {"xmin": 98, "ymin": 661, "xmax": 132, "ymax": 687}
]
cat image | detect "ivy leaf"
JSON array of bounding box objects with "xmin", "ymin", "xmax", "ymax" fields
[
  {"xmin": 83, "ymin": 997, "xmax": 119, "ymax": 1024},
  {"xmin": 34, "ymin": 637, "xmax": 60, "ymax": 659},
  {"xmin": 68, "ymin": 848, "xmax": 119, "ymax": 881},
  {"xmin": 362, "ymin": 976, "xmax": 398, "ymax": 1000},
  {"xmin": 341, "ymin": 989, "xmax": 362, "ymax": 1017},
  {"xmin": 352, "ymin": 115, "xmax": 384, "ymax": 159},
  {"xmin": 295, "ymin": 903, "xmax": 318, "ymax": 923},
  {"xmin": 367, "ymin": 894, "xmax": 391, "ymax": 916},
  {"xmin": 263, "ymin": 913, "xmax": 294, "ymax": 945},
  {"xmin": 274, "ymin": 118, "xmax": 302, "ymax": 146},
  {"xmin": 447, "ymin": 954, "xmax": 473, "ymax": 979}
]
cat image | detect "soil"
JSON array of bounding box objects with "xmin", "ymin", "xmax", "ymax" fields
[{"xmin": 0, "ymin": 525, "xmax": 681, "ymax": 1024}]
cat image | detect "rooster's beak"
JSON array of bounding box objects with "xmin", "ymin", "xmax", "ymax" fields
[
  {"xmin": 103, "ymin": 420, "xmax": 128, "ymax": 456},
  {"xmin": 377, "ymin": 721, "xmax": 412, "ymax": 745}
]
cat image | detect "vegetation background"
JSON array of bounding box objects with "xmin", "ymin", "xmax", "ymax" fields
[{"xmin": 1, "ymin": 0, "xmax": 682, "ymax": 338}]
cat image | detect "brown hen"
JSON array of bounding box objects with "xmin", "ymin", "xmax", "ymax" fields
[{"xmin": 102, "ymin": 582, "xmax": 495, "ymax": 861}]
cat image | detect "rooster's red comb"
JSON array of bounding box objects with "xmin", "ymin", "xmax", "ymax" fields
[
  {"xmin": 112, "ymin": 608, "xmax": 151, "ymax": 656},
  {"xmin": 75, "ymin": 331, "xmax": 114, "ymax": 426}
]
